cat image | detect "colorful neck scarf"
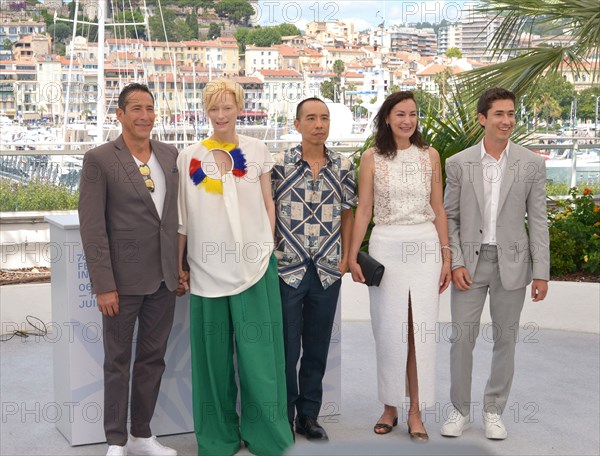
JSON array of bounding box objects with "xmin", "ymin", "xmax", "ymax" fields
[{"xmin": 189, "ymin": 138, "xmax": 248, "ymax": 194}]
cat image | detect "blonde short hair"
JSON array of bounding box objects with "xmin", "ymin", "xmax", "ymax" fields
[{"xmin": 202, "ymin": 78, "xmax": 244, "ymax": 111}]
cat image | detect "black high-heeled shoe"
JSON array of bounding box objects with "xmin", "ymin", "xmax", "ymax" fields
[
  {"xmin": 373, "ymin": 416, "xmax": 398, "ymax": 435},
  {"xmin": 407, "ymin": 422, "xmax": 429, "ymax": 442}
]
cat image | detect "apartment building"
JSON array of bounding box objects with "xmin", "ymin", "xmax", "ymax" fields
[
  {"xmin": 13, "ymin": 34, "xmax": 51, "ymax": 60},
  {"xmin": 60, "ymin": 56, "xmax": 86, "ymax": 122},
  {"xmin": 322, "ymin": 46, "xmax": 367, "ymax": 68},
  {"xmin": 0, "ymin": 60, "xmax": 16, "ymax": 117},
  {"xmin": 103, "ymin": 62, "xmax": 146, "ymax": 116},
  {"xmin": 143, "ymin": 41, "xmax": 186, "ymax": 66},
  {"xmin": 461, "ymin": 14, "xmax": 503, "ymax": 61},
  {"xmin": 560, "ymin": 61, "xmax": 600, "ymax": 91},
  {"xmin": 36, "ymin": 54, "xmax": 62, "ymax": 121},
  {"xmin": 0, "ymin": 20, "xmax": 45, "ymax": 43},
  {"xmin": 282, "ymin": 35, "xmax": 307, "ymax": 48},
  {"xmin": 437, "ymin": 22, "xmax": 462, "ymax": 55},
  {"xmin": 67, "ymin": 36, "xmax": 98, "ymax": 61},
  {"xmin": 274, "ymin": 45, "xmax": 300, "ymax": 72},
  {"xmin": 304, "ymin": 68, "xmax": 336, "ymax": 99},
  {"xmin": 306, "ymin": 21, "xmax": 358, "ymax": 46},
  {"xmin": 146, "ymin": 74, "xmax": 264, "ymax": 122},
  {"xmin": 415, "ymin": 63, "xmax": 463, "ymax": 94},
  {"xmin": 245, "ymin": 45, "xmax": 280, "ymax": 76},
  {"xmin": 181, "ymin": 39, "xmax": 239, "ymax": 76},
  {"xmin": 254, "ymin": 69, "xmax": 303, "ymax": 120},
  {"xmin": 106, "ymin": 38, "xmax": 144, "ymax": 58},
  {"xmin": 296, "ymin": 47, "xmax": 325, "ymax": 74},
  {"xmin": 388, "ymin": 27, "xmax": 438, "ymax": 57},
  {"xmin": 360, "ymin": 64, "xmax": 392, "ymax": 94}
]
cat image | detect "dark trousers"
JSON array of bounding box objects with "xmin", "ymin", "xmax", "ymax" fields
[
  {"xmin": 102, "ymin": 282, "xmax": 176, "ymax": 446},
  {"xmin": 280, "ymin": 264, "xmax": 341, "ymax": 423}
]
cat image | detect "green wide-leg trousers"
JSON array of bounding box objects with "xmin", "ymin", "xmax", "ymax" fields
[{"xmin": 190, "ymin": 256, "xmax": 293, "ymax": 456}]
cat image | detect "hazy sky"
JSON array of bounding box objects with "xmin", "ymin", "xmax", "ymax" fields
[{"xmin": 257, "ymin": 0, "xmax": 475, "ymax": 31}]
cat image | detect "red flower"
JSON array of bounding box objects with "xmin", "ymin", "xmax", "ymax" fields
[{"xmin": 583, "ymin": 188, "xmax": 592, "ymax": 196}]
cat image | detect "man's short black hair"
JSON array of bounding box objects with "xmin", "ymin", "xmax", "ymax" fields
[
  {"xmin": 118, "ymin": 83, "xmax": 155, "ymax": 111},
  {"xmin": 296, "ymin": 97, "xmax": 328, "ymax": 120},
  {"xmin": 477, "ymin": 87, "xmax": 516, "ymax": 117}
]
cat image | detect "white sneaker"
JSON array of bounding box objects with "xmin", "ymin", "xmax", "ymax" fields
[
  {"xmin": 441, "ymin": 407, "xmax": 470, "ymax": 437},
  {"xmin": 483, "ymin": 412, "xmax": 508, "ymax": 440},
  {"xmin": 107, "ymin": 445, "xmax": 127, "ymax": 456},
  {"xmin": 127, "ymin": 435, "xmax": 177, "ymax": 456}
]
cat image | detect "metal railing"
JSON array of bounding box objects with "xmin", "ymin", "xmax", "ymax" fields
[{"xmin": 1, "ymin": 139, "xmax": 599, "ymax": 193}]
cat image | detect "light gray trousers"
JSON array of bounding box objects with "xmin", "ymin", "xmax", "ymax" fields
[{"xmin": 449, "ymin": 244, "xmax": 526, "ymax": 417}]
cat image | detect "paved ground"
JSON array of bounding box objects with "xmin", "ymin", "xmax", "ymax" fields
[{"xmin": 1, "ymin": 321, "xmax": 599, "ymax": 456}]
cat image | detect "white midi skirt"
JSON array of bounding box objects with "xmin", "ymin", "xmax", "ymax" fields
[{"xmin": 368, "ymin": 222, "xmax": 441, "ymax": 410}]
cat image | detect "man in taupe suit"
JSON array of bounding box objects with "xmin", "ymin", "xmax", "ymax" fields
[
  {"xmin": 441, "ymin": 88, "xmax": 550, "ymax": 440},
  {"xmin": 79, "ymin": 84, "xmax": 179, "ymax": 456}
]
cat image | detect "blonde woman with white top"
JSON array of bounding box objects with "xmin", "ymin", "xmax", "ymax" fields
[{"xmin": 177, "ymin": 78, "xmax": 293, "ymax": 456}]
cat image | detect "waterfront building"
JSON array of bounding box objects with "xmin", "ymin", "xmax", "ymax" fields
[
  {"xmin": 438, "ymin": 13, "xmax": 505, "ymax": 61},
  {"xmin": 253, "ymin": 69, "xmax": 303, "ymax": 120}
]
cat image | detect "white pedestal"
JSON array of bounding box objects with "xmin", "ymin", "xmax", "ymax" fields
[{"xmin": 45, "ymin": 215, "xmax": 193, "ymax": 445}]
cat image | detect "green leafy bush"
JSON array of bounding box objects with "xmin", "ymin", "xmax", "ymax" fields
[
  {"xmin": 0, "ymin": 179, "xmax": 79, "ymax": 212},
  {"xmin": 548, "ymin": 187, "xmax": 600, "ymax": 276}
]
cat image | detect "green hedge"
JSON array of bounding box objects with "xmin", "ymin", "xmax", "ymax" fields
[
  {"xmin": 1, "ymin": 177, "xmax": 599, "ymax": 279},
  {"xmin": 0, "ymin": 179, "xmax": 79, "ymax": 212},
  {"xmin": 548, "ymin": 187, "xmax": 600, "ymax": 276}
]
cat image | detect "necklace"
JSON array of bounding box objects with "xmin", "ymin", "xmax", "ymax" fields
[{"xmin": 189, "ymin": 138, "xmax": 248, "ymax": 194}]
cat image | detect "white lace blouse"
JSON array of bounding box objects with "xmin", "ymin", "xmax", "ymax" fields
[{"xmin": 373, "ymin": 144, "xmax": 436, "ymax": 226}]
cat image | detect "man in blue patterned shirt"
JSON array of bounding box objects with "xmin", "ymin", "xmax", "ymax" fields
[{"xmin": 272, "ymin": 97, "xmax": 357, "ymax": 441}]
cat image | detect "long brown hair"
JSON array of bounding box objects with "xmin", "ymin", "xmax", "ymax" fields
[{"xmin": 373, "ymin": 91, "xmax": 427, "ymax": 159}]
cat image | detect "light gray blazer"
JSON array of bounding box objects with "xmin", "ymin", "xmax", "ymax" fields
[
  {"xmin": 78, "ymin": 135, "xmax": 179, "ymax": 295},
  {"xmin": 444, "ymin": 141, "xmax": 550, "ymax": 291}
]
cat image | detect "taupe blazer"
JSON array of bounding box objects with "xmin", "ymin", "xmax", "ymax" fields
[
  {"xmin": 78, "ymin": 135, "xmax": 179, "ymax": 295},
  {"xmin": 444, "ymin": 141, "xmax": 550, "ymax": 291}
]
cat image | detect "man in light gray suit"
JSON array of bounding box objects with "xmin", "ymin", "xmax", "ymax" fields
[
  {"xmin": 441, "ymin": 88, "xmax": 549, "ymax": 440},
  {"xmin": 79, "ymin": 84, "xmax": 179, "ymax": 456}
]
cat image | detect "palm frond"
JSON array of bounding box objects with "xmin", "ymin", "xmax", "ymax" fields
[
  {"xmin": 463, "ymin": 0, "xmax": 600, "ymax": 96},
  {"xmin": 478, "ymin": 0, "xmax": 600, "ymax": 54}
]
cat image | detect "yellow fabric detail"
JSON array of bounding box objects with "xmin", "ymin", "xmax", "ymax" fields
[
  {"xmin": 200, "ymin": 176, "xmax": 223, "ymax": 194},
  {"xmin": 202, "ymin": 138, "xmax": 235, "ymax": 152}
]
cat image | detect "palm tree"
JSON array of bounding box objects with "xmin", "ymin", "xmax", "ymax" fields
[
  {"xmin": 37, "ymin": 105, "xmax": 47, "ymax": 121},
  {"xmin": 345, "ymin": 82, "xmax": 357, "ymax": 108},
  {"xmin": 460, "ymin": 0, "xmax": 599, "ymax": 98}
]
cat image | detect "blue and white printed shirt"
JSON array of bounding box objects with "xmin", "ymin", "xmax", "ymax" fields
[{"xmin": 272, "ymin": 145, "xmax": 357, "ymax": 289}]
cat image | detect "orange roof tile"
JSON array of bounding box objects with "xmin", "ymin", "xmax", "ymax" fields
[
  {"xmin": 344, "ymin": 72, "xmax": 364, "ymax": 78},
  {"xmin": 274, "ymin": 45, "xmax": 299, "ymax": 57},
  {"xmin": 258, "ymin": 69, "xmax": 302, "ymax": 78}
]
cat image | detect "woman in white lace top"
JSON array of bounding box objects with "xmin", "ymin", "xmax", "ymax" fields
[{"xmin": 348, "ymin": 91, "xmax": 452, "ymax": 441}]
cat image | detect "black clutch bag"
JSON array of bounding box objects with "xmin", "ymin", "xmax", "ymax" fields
[{"xmin": 357, "ymin": 251, "xmax": 385, "ymax": 287}]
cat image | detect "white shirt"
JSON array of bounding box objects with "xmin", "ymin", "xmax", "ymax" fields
[
  {"xmin": 133, "ymin": 151, "xmax": 166, "ymax": 219},
  {"xmin": 177, "ymin": 134, "xmax": 275, "ymax": 297},
  {"xmin": 480, "ymin": 141, "xmax": 509, "ymax": 245}
]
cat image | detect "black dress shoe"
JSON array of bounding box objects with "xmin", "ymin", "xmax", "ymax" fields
[{"xmin": 295, "ymin": 415, "xmax": 329, "ymax": 441}]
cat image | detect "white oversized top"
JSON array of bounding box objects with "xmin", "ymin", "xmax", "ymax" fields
[
  {"xmin": 177, "ymin": 134, "xmax": 275, "ymax": 297},
  {"xmin": 373, "ymin": 144, "xmax": 436, "ymax": 226}
]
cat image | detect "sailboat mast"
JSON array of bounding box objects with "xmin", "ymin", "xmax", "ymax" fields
[
  {"xmin": 96, "ymin": 0, "xmax": 106, "ymax": 145},
  {"xmin": 62, "ymin": 0, "xmax": 79, "ymax": 145}
]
